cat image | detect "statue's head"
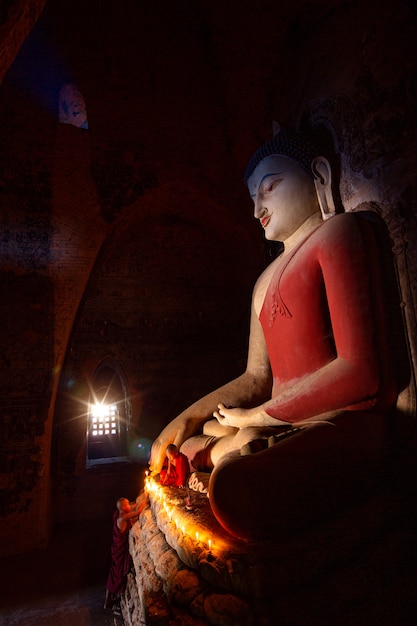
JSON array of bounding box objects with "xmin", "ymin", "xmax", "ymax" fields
[
  {"xmin": 245, "ymin": 125, "xmax": 337, "ymax": 241},
  {"xmin": 244, "ymin": 125, "xmax": 318, "ymax": 184}
]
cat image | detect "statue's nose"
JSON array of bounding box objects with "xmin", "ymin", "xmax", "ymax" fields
[{"xmin": 254, "ymin": 198, "xmax": 266, "ymax": 220}]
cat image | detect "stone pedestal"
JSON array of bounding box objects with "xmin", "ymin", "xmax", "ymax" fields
[
  {"xmin": 123, "ymin": 477, "xmax": 416, "ymax": 625},
  {"xmin": 124, "ymin": 483, "xmax": 255, "ymax": 625}
]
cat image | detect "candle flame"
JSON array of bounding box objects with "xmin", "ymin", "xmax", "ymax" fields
[{"xmin": 145, "ymin": 475, "xmax": 225, "ymax": 553}]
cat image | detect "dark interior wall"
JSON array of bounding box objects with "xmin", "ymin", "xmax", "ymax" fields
[
  {"xmin": 62, "ymin": 186, "xmax": 261, "ymax": 438},
  {"xmin": 52, "ymin": 182, "xmax": 264, "ymax": 522},
  {"xmin": 0, "ymin": 0, "xmax": 416, "ymax": 555}
]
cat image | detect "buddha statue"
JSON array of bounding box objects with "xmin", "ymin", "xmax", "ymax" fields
[{"xmin": 150, "ymin": 126, "xmax": 404, "ymax": 540}]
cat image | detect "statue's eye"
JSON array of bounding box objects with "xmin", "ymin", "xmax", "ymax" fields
[
  {"xmin": 265, "ymin": 179, "xmax": 280, "ymax": 193},
  {"xmin": 260, "ymin": 175, "xmax": 283, "ymax": 196}
]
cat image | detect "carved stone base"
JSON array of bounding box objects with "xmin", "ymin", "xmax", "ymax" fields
[{"xmin": 124, "ymin": 479, "xmax": 417, "ymax": 625}]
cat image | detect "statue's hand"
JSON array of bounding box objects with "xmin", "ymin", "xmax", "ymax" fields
[
  {"xmin": 213, "ymin": 402, "xmax": 284, "ymax": 428},
  {"xmin": 150, "ymin": 414, "xmax": 201, "ymax": 474},
  {"xmin": 213, "ymin": 403, "xmax": 254, "ymax": 428},
  {"xmin": 150, "ymin": 426, "xmax": 176, "ymax": 474}
]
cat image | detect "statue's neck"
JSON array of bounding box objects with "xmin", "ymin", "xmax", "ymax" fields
[{"xmin": 281, "ymin": 213, "xmax": 323, "ymax": 255}]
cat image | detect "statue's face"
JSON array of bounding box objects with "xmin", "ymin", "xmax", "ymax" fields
[
  {"xmin": 58, "ymin": 83, "xmax": 88, "ymax": 129},
  {"xmin": 247, "ymin": 156, "xmax": 320, "ymax": 242}
]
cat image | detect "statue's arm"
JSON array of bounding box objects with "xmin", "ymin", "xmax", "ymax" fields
[{"xmin": 149, "ymin": 296, "xmax": 272, "ymax": 473}]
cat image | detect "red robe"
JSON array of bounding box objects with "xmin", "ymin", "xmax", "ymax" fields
[
  {"xmin": 106, "ymin": 510, "xmax": 131, "ymax": 595},
  {"xmin": 260, "ymin": 213, "xmax": 397, "ymax": 422},
  {"xmin": 209, "ymin": 212, "xmax": 403, "ymax": 539},
  {"xmin": 160, "ymin": 452, "xmax": 190, "ymax": 486}
]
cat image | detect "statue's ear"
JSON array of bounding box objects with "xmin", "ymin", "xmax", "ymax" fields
[{"xmin": 311, "ymin": 156, "xmax": 336, "ymax": 220}]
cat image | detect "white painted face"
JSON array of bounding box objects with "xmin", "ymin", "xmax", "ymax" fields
[
  {"xmin": 58, "ymin": 83, "xmax": 88, "ymax": 129},
  {"xmin": 247, "ymin": 155, "xmax": 320, "ymax": 242}
]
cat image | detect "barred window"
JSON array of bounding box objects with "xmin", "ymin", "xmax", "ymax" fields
[
  {"xmin": 86, "ymin": 361, "xmax": 130, "ymax": 466},
  {"xmin": 90, "ymin": 403, "xmax": 118, "ymax": 437}
]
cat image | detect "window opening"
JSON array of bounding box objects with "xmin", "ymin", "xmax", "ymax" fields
[
  {"xmin": 91, "ymin": 402, "xmax": 118, "ymax": 437},
  {"xmin": 86, "ymin": 362, "xmax": 130, "ymax": 467}
]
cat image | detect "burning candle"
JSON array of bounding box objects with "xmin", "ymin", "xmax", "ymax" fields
[
  {"xmin": 208, "ymin": 538, "xmax": 212, "ymax": 550},
  {"xmin": 195, "ymin": 531, "xmax": 199, "ymax": 542}
]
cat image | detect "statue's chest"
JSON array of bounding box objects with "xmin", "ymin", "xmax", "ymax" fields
[{"xmin": 262, "ymin": 243, "xmax": 324, "ymax": 325}]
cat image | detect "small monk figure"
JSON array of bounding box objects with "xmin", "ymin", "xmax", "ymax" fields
[
  {"xmin": 104, "ymin": 492, "xmax": 148, "ymax": 611},
  {"xmin": 151, "ymin": 126, "xmax": 403, "ymax": 540},
  {"xmin": 160, "ymin": 443, "xmax": 190, "ymax": 488}
]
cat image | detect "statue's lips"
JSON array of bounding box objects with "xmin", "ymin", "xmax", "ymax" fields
[{"xmin": 261, "ymin": 216, "xmax": 270, "ymax": 228}]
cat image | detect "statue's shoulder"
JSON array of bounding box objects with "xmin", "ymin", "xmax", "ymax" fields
[
  {"xmin": 317, "ymin": 211, "xmax": 369, "ymax": 242},
  {"xmin": 310, "ymin": 213, "xmax": 378, "ymax": 264}
]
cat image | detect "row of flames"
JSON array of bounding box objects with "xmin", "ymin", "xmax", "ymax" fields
[{"xmin": 144, "ymin": 472, "xmax": 214, "ymax": 553}]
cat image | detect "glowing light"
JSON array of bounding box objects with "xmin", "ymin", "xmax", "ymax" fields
[
  {"xmin": 90, "ymin": 402, "xmax": 118, "ymax": 438},
  {"xmin": 145, "ymin": 476, "xmax": 221, "ymax": 553},
  {"xmin": 91, "ymin": 403, "xmax": 107, "ymax": 418},
  {"xmin": 129, "ymin": 437, "xmax": 153, "ymax": 463}
]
